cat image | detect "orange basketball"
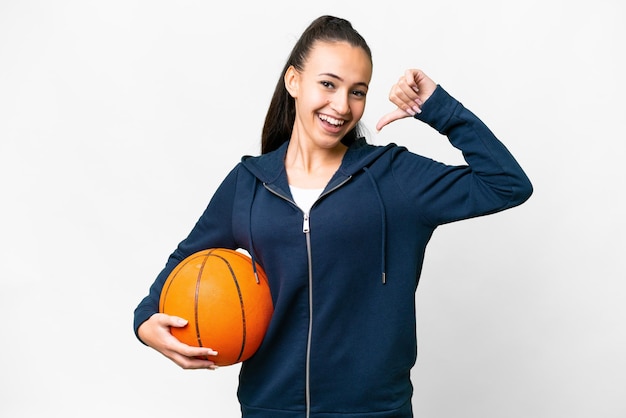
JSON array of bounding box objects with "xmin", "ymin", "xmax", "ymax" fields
[{"xmin": 159, "ymin": 248, "xmax": 273, "ymax": 366}]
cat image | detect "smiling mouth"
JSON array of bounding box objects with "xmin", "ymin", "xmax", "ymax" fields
[{"xmin": 318, "ymin": 114, "xmax": 345, "ymax": 127}]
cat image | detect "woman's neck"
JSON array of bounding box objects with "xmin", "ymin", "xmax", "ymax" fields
[{"xmin": 284, "ymin": 139, "xmax": 347, "ymax": 188}]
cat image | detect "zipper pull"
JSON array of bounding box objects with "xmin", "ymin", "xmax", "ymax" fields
[{"xmin": 302, "ymin": 213, "xmax": 310, "ymax": 233}]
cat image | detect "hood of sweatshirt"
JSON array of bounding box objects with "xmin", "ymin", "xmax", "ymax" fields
[{"xmin": 241, "ymin": 137, "xmax": 395, "ymax": 191}]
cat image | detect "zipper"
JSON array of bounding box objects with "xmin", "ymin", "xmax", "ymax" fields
[
  {"xmin": 302, "ymin": 213, "xmax": 310, "ymax": 233},
  {"xmin": 303, "ymin": 213, "xmax": 313, "ymax": 418},
  {"xmin": 263, "ymin": 177, "xmax": 351, "ymax": 418},
  {"xmin": 320, "ymin": 175, "xmax": 352, "ymax": 200},
  {"xmin": 261, "ymin": 175, "xmax": 352, "ymax": 211}
]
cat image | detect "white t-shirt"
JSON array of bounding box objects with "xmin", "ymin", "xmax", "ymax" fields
[{"xmin": 289, "ymin": 185, "xmax": 323, "ymax": 214}]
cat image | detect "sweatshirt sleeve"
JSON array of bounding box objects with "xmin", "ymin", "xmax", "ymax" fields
[
  {"xmin": 132, "ymin": 164, "xmax": 241, "ymax": 342},
  {"xmin": 393, "ymin": 85, "xmax": 533, "ymax": 227}
]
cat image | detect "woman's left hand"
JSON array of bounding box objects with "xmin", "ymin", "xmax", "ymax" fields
[{"xmin": 376, "ymin": 69, "xmax": 437, "ymax": 131}]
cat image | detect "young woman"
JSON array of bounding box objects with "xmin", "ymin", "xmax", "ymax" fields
[{"xmin": 134, "ymin": 15, "xmax": 533, "ymax": 418}]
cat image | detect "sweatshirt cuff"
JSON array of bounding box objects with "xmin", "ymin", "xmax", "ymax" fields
[
  {"xmin": 414, "ymin": 85, "xmax": 461, "ymax": 135},
  {"xmin": 133, "ymin": 308, "xmax": 156, "ymax": 345}
]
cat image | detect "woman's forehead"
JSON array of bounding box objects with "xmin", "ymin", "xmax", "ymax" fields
[{"xmin": 304, "ymin": 41, "xmax": 372, "ymax": 83}]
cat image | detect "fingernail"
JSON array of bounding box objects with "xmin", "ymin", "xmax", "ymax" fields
[
  {"xmin": 412, "ymin": 106, "xmax": 422, "ymax": 114},
  {"xmin": 406, "ymin": 108, "xmax": 416, "ymax": 116}
]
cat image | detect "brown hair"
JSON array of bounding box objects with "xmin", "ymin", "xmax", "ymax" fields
[{"xmin": 261, "ymin": 15, "xmax": 372, "ymax": 154}]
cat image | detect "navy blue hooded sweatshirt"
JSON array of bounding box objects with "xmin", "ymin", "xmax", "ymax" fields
[{"xmin": 134, "ymin": 86, "xmax": 533, "ymax": 417}]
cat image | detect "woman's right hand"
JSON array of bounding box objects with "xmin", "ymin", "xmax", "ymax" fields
[{"xmin": 138, "ymin": 313, "xmax": 219, "ymax": 370}]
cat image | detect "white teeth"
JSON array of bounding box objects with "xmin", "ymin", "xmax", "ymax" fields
[{"xmin": 319, "ymin": 114, "xmax": 344, "ymax": 126}]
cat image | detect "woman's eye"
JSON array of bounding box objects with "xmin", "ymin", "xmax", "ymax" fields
[
  {"xmin": 352, "ymin": 90, "xmax": 366, "ymax": 97},
  {"xmin": 320, "ymin": 81, "xmax": 334, "ymax": 89}
]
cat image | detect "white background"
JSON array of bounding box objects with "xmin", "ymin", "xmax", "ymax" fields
[{"xmin": 1, "ymin": 1, "xmax": 624, "ymax": 417}]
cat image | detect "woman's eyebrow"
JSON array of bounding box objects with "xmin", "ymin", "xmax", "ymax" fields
[{"xmin": 318, "ymin": 72, "xmax": 369, "ymax": 88}]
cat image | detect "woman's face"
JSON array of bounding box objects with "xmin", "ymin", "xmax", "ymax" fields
[{"xmin": 286, "ymin": 40, "xmax": 372, "ymax": 150}]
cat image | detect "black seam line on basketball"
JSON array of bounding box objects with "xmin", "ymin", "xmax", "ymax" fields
[
  {"xmin": 211, "ymin": 252, "xmax": 247, "ymax": 363},
  {"xmin": 161, "ymin": 258, "xmax": 188, "ymax": 311},
  {"xmin": 161, "ymin": 271, "xmax": 174, "ymax": 312},
  {"xmin": 195, "ymin": 252, "xmax": 211, "ymax": 353},
  {"xmin": 161, "ymin": 260, "xmax": 187, "ymax": 311}
]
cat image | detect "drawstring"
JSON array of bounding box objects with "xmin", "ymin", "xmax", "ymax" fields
[
  {"xmin": 363, "ymin": 167, "xmax": 387, "ymax": 284},
  {"xmin": 248, "ymin": 179, "xmax": 260, "ymax": 284}
]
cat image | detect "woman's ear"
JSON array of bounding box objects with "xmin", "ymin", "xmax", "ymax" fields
[{"xmin": 284, "ymin": 65, "xmax": 299, "ymax": 98}]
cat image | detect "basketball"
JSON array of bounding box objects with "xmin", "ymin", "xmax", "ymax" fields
[{"xmin": 159, "ymin": 248, "xmax": 273, "ymax": 366}]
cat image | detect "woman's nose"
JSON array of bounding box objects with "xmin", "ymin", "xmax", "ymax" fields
[{"xmin": 329, "ymin": 93, "xmax": 350, "ymax": 115}]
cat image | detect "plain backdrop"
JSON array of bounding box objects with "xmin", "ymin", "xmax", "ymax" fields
[{"xmin": 1, "ymin": 1, "xmax": 624, "ymax": 417}]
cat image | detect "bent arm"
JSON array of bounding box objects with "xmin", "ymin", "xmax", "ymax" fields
[{"xmin": 397, "ymin": 85, "xmax": 533, "ymax": 226}]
